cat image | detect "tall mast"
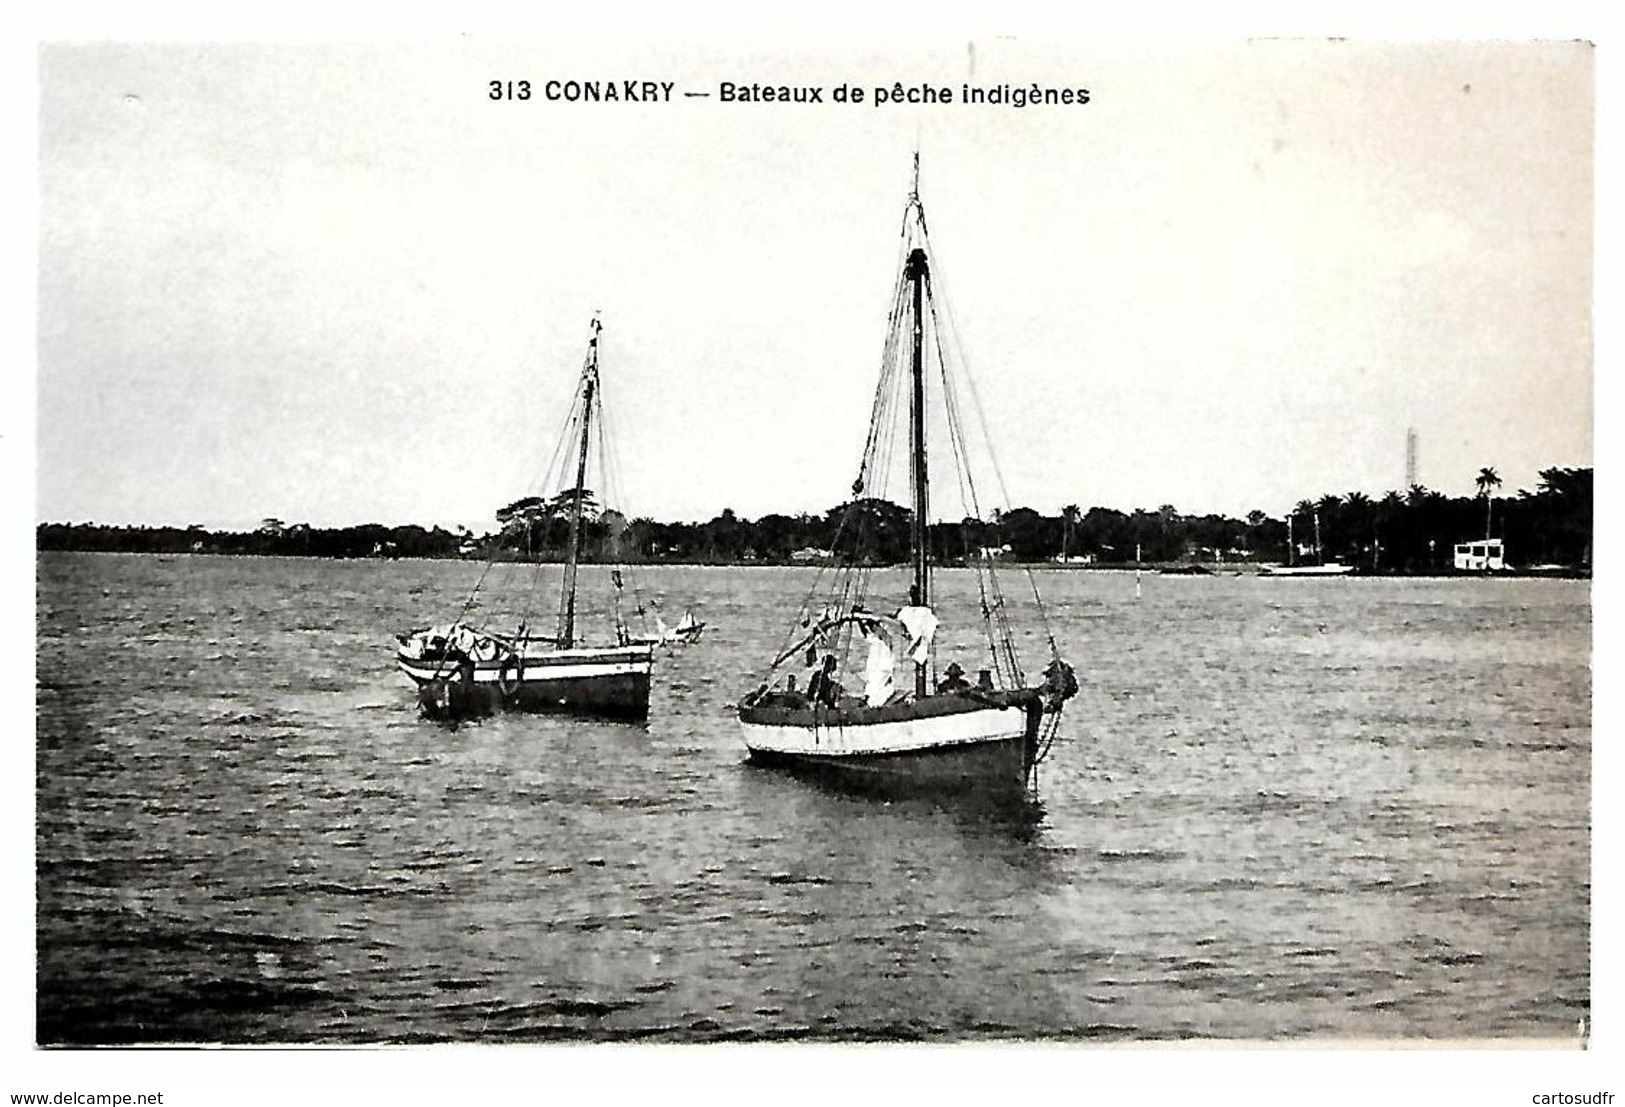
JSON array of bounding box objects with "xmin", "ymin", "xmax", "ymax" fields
[
  {"xmin": 907, "ymin": 248, "xmax": 930, "ymax": 605},
  {"xmin": 905, "ymin": 157, "xmax": 931, "ymax": 698},
  {"xmin": 558, "ymin": 316, "xmax": 600, "ymax": 648},
  {"xmin": 906, "ymin": 243, "xmax": 930, "ymax": 696}
]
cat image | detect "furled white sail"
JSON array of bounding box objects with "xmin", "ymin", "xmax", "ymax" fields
[
  {"xmin": 863, "ymin": 624, "xmax": 897, "ymax": 707},
  {"xmin": 895, "ymin": 604, "xmax": 938, "ymax": 665}
]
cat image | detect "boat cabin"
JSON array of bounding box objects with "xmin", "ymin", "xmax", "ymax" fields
[{"xmin": 1454, "ymin": 538, "xmax": 1505, "ymax": 571}]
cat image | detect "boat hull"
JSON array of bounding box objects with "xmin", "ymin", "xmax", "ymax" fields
[
  {"xmin": 738, "ymin": 694, "xmax": 1041, "ymax": 795},
  {"xmin": 398, "ymin": 644, "xmax": 652, "ymax": 721},
  {"xmin": 1261, "ymin": 563, "xmax": 1354, "ymax": 577},
  {"xmin": 744, "ymin": 736, "xmax": 1032, "ymax": 793}
]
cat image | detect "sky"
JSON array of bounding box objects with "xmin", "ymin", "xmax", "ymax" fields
[{"xmin": 35, "ymin": 39, "xmax": 1593, "ymax": 532}]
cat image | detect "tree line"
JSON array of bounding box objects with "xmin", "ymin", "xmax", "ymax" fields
[
  {"xmin": 34, "ymin": 521, "xmax": 470, "ymax": 560},
  {"xmin": 36, "ymin": 466, "xmax": 1591, "ymax": 572}
]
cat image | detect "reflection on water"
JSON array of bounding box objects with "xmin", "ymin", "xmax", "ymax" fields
[
  {"xmin": 754, "ymin": 768, "xmax": 1051, "ymax": 845},
  {"xmin": 36, "ymin": 554, "xmax": 1590, "ymax": 1042}
]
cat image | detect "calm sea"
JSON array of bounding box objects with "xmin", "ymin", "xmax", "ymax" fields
[{"xmin": 34, "ymin": 552, "xmax": 1590, "ymax": 1043}]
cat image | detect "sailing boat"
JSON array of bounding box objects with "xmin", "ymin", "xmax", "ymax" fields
[
  {"xmin": 736, "ymin": 164, "xmax": 1078, "ymax": 796},
  {"xmin": 630, "ymin": 604, "xmax": 707, "ymax": 648},
  {"xmin": 395, "ymin": 317, "xmax": 654, "ymax": 721},
  {"xmin": 673, "ymin": 609, "xmax": 706, "ymax": 643},
  {"xmin": 1262, "ymin": 508, "xmax": 1353, "ymax": 576}
]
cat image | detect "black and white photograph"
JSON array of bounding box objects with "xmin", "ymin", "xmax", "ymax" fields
[{"xmin": 11, "ymin": 14, "xmax": 1609, "ymax": 1105}]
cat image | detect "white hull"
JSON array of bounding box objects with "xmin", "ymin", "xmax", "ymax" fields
[
  {"xmin": 740, "ymin": 701, "xmax": 1027, "ymax": 758},
  {"xmin": 397, "ymin": 640, "xmax": 652, "ymax": 720},
  {"xmin": 396, "ymin": 644, "xmax": 651, "ymax": 686},
  {"xmin": 1261, "ymin": 562, "xmax": 1354, "ymax": 577}
]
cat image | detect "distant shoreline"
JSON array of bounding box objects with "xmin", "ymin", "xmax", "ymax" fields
[
  {"xmin": 34, "ymin": 473, "xmax": 1592, "ymax": 577},
  {"xmin": 34, "ymin": 547, "xmax": 1590, "ymax": 580}
]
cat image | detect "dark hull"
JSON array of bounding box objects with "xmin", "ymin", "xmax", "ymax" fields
[
  {"xmin": 746, "ymin": 734, "xmax": 1033, "ymax": 797},
  {"xmin": 415, "ymin": 671, "xmax": 650, "ymax": 722}
]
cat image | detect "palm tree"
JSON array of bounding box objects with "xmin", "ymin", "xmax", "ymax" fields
[
  {"xmin": 1157, "ymin": 504, "xmax": 1179, "ymax": 561},
  {"xmin": 1289, "ymin": 499, "xmax": 1315, "ymax": 564},
  {"xmin": 1060, "ymin": 504, "xmax": 1081, "ymax": 561},
  {"xmin": 1376, "ymin": 490, "xmax": 1404, "ymax": 570},
  {"xmin": 1345, "ymin": 491, "xmax": 1372, "ymax": 566},
  {"xmin": 1314, "ymin": 494, "xmax": 1344, "ymax": 561},
  {"xmin": 1245, "ymin": 509, "xmax": 1265, "ymax": 560},
  {"xmin": 1476, "ymin": 466, "xmax": 1502, "ymax": 539}
]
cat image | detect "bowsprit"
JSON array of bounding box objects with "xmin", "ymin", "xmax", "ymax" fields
[{"xmin": 543, "ymin": 80, "xmax": 676, "ymax": 103}]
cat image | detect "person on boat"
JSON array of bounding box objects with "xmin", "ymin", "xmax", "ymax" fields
[
  {"xmin": 754, "ymin": 674, "xmax": 807, "ymax": 709},
  {"xmin": 936, "ymin": 661, "xmax": 971, "ymax": 694},
  {"xmin": 807, "ymin": 655, "xmax": 842, "ymax": 708},
  {"xmin": 1039, "ymin": 656, "xmax": 1080, "ymax": 709}
]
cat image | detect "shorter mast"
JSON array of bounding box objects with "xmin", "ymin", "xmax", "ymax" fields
[{"xmin": 557, "ymin": 318, "xmax": 600, "ymax": 648}]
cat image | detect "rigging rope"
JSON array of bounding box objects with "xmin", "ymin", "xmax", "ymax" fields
[
  {"xmin": 438, "ymin": 322, "xmax": 586, "ymax": 646},
  {"xmin": 592, "ymin": 365, "xmax": 653, "ymax": 640},
  {"xmin": 519, "ymin": 384, "xmax": 586, "ymax": 638},
  {"xmin": 755, "ymin": 180, "xmax": 1072, "ymax": 703},
  {"xmin": 918, "ymin": 208, "xmax": 1065, "ymax": 666},
  {"xmin": 758, "ymin": 248, "xmax": 912, "ymax": 685},
  {"xmin": 931, "ymin": 284, "xmax": 1015, "ymax": 689}
]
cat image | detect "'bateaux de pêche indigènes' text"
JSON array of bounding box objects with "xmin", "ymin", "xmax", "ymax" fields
[
  {"xmin": 489, "ymin": 79, "xmax": 1090, "ymax": 108},
  {"xmin": 717, "ymin": 82, "xmax": 1089, "ymax": 107}
]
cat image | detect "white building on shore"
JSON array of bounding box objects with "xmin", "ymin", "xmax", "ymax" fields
[{"xmin": 1454, "ymin": 538, "xmax": 1505, "ymax": 571}]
